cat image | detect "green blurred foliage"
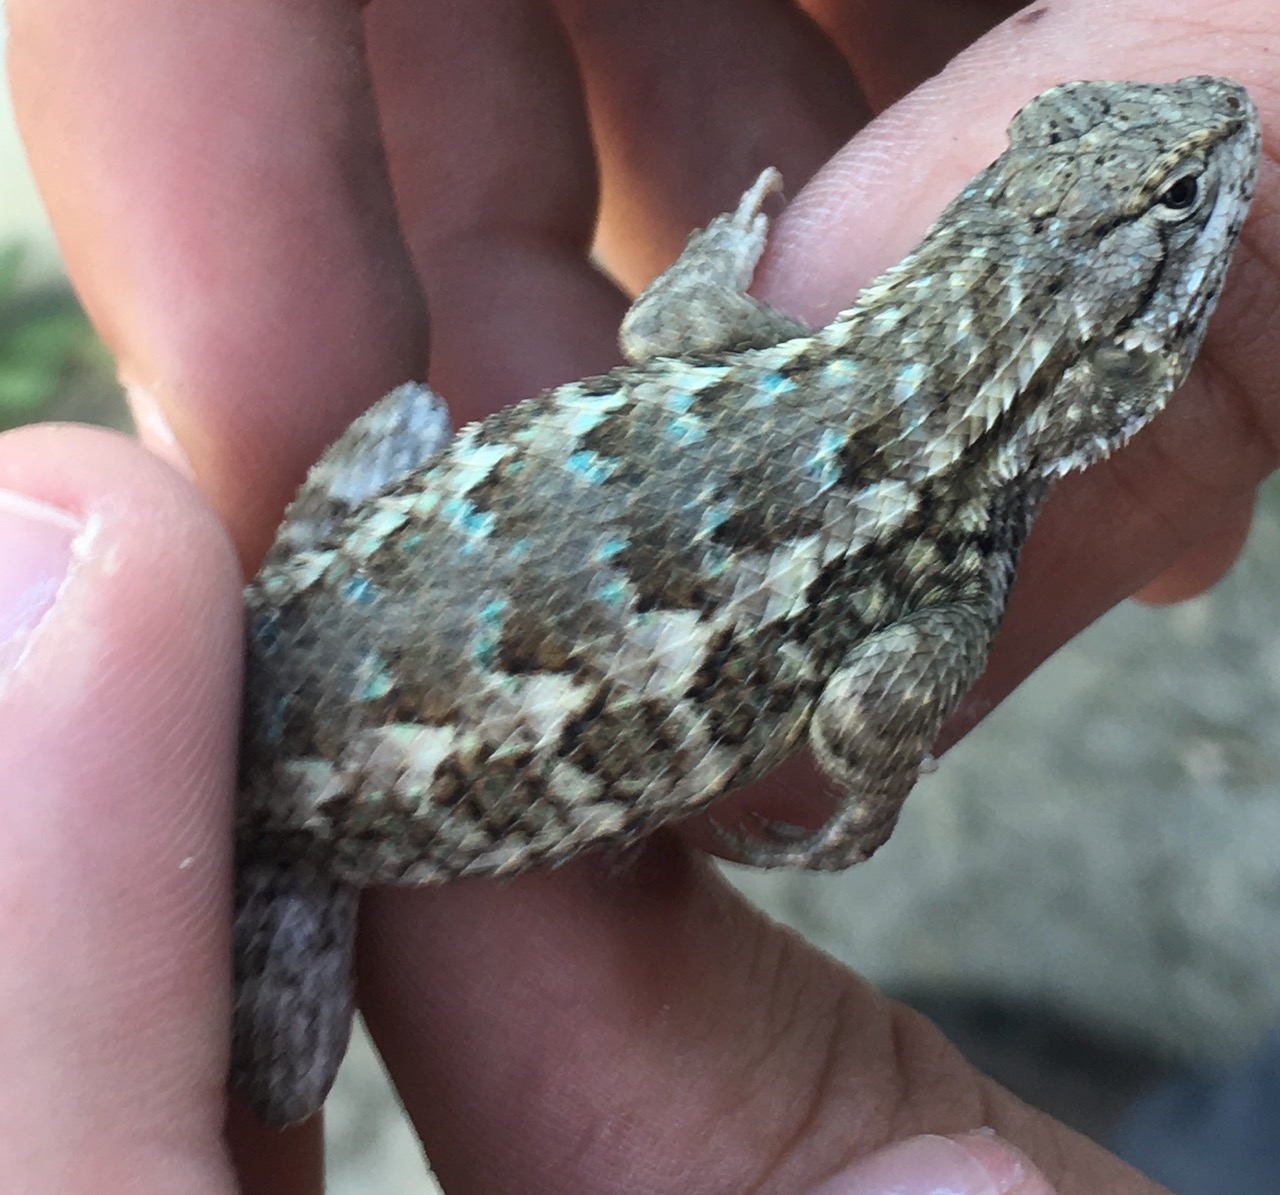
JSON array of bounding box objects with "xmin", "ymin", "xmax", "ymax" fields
[{"xmin": 0, "ymin": 242, "xmax": 118, "ymax": 431}]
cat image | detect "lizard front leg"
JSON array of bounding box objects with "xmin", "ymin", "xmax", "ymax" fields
[{"xmin": 619, "ymin": 167, "xmax": 811, "ymax": 362}]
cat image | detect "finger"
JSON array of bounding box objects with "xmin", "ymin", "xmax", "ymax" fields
[
  {"xmin": 811, "ymin": 1130, "xmax": 1058, "ymax": 1195},
  {"xmin": 7, "ymin": 0, "xmax": 428, "ymax": 568},
  {"xmin": 361, "ymin": 843, "xmax": 1170, "ymax": 1195},
  {"xmin": 361, "ymin": 0, "xmax": 623, "ymax": 411},
  {"xmin": 802, "ymin": 0, "xmax": 1028, "ymax": 110},
  {"xmin": 553, "ymin": 0, "xmax": 868, "ymax": 289},
  {"xmin": 1132, "ymin": 497, "xmax": 1254, "ymax": 605},
  {"xmin": 555, "ymin": 0, "xmax": 1029, "ymax": 288},
  {"xmin": 0, "ymin": 425, "xmax": 243, "ymax": 1193}
]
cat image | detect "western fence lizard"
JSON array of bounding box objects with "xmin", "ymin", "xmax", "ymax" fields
[{"xmin": 232, "ymin": 76, "xmax": 1260, "ymax": 1125}]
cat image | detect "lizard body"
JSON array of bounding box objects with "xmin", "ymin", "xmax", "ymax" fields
[{"xmin": 233, "ymin": 76, "xmax": 1260, "ymax": 1124}]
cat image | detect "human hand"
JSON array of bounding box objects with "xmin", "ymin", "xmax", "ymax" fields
[{"xmin": 5, "ymin": 0, "xmax": 1276, "ymax": 1191}]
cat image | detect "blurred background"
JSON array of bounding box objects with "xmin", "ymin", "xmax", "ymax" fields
[{"xmin": 4, "ymin": 49, "xmax": 1279, "ymax": 1195}]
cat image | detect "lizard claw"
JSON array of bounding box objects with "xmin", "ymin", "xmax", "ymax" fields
[{"xmin": 710, "ymin": 810, "xmax": 824, "ymax": 868}]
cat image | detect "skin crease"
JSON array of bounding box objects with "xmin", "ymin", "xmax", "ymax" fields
[{"xmin": 3, "ymin": 1, "xmax": 1278, "ymax": 1193}]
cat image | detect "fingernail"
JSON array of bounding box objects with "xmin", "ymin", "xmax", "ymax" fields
[
  {"xmin": 809, "ymin": 1130, "xmax": 1047, "ymax": 1195},
  {"xmin": 0, "ymin": 490, "xmax": 84, "ymax": 676}
]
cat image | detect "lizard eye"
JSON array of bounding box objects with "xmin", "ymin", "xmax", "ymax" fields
[{"xmin": 1152, "ymin": 171, "xmax": 1203, "ymax": 218}]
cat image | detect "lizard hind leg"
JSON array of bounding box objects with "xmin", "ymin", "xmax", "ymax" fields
[
  {"xmin": 714, "ymin": 605, "xmax": 997, "ymax": 871},
  {"xmin": 262, "ymin": 380, "xmax": 453, "ymax": 563}
]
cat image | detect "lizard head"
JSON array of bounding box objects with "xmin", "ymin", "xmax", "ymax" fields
[{"xmin": 996, "ymin": 75, "xmax": 1260, "ymax": 473}]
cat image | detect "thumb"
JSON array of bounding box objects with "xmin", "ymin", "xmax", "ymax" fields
[{"xmin": 0, "ymin": 425, "xmax": 241, "ymax": 1192}]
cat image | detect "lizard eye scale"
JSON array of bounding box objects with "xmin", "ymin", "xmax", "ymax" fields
[{"xmin": 233, "ymin": 77, "xmax": 1260, "ymax": 1125}]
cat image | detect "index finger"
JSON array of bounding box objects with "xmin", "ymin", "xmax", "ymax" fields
[{"xmin": 7, "ymin": 0, "xmax": 428, "ymax": 567}]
